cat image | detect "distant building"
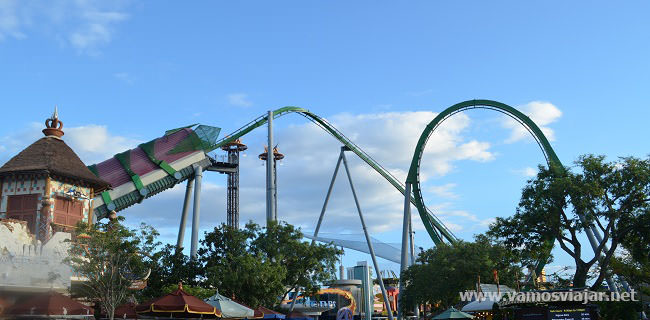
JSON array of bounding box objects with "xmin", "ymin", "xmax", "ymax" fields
[{"xmin": 347, "ymin": 261, "xmax": 373, "ymax": 319}]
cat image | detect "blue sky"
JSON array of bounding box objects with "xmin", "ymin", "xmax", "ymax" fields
[{"xmin": 1, "ymin": 1, "xmax": 649, "ymax": 276}]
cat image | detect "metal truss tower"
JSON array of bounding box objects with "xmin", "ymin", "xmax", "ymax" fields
[{"xmin": 221, "ymin": 139, "xmax": 247, "ymax": 229}]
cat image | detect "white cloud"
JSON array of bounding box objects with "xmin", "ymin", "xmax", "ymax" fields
[
  {"xmin": 0, "ymin": 122, "xmax": 140, "ymax": 165},
  {"xmin": 514, "ymin": 166, "xmax": 538, "ymax": 177},
  {"xmin": 217, "ymin": 110, "xmax": 496, "ymax": 234},
  {"xmin": 0, "ymin": 0, "xmax": 26, "ymax": 40},
  {"xmin": 69, "ymin": 10, "xmax": 127, "ymax": 53},
  {"xmin": 0, "ymin": 110, "xmax": 500, "ymax": 244},
  {"xmin": 113, "ymin": 72, "xmax": 134, "ymax": 85},
  {"xmin": 503, "ymin": 101, "xmax": 562, "ymax": 143},
  {"xmin": 428, "ymin": 183, "xmax": 459, "ymax": 199},
  {"xmin": 0, "ymin": 122, "xmax": 43, "ymax": 164},
  {"xmin": 65, "ymin": 125, "xmax": 141, "ymax": 163},
  {"xmin": 0, "ymin": 1, "xmax": 129, "ymax": 54},
  {"xmin": 432, "ymin": 210, "xmax": 495, "ymax": 231},
  {"xmin": 227, "ymin": 93, "xmax": 253, "ymax": 107},
  {"xmin": 81, "ymin": 110, "xmax": 498, "ymax": 244}
]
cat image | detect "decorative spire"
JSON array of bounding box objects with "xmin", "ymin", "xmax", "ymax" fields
[{"xmin": 43, "ymin": 106, "xmax": 64, "ymax": 138}]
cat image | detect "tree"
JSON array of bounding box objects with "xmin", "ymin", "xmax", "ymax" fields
[
  {"xmin": 199, "ymin": 221, "xmax": 341, "ymax": 308},
  {"xmin": 400, "ymin": 236, "xmax": 521, "ymax": 312},
  {"xmin": 160, "ymin": 283, "xmax": 215, "ymax": 300},
  {"xmin": 488, "ymin": 155, "xmax": 650, "ymax": 289},
  {"xmin": 138, "ymin": 244, "xmax": 204, "ymax": 301},
  {"xmin": 251, "ymin": 221, "xmax": 342, "ymax": 308},
  {"xmin": 200, "ymin": 222, "xmax": 287, "ymax": 308},
  {"xmin": 66, "ymin": 218, "xmax": 159, "ymax": 320}
]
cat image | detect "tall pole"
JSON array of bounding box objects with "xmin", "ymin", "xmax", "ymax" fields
[
  {"xmin": 273, "ymin": 158, "xmax": 278, "ymax": 221},
  {"xmin": 341, "ymin": 150, "xmax": 394, "ymax": 320},
  {"xmin": 398, "ymin": 182, "xmax": 411, "ymax": 320},
  {"xmin": 190, "ymin": 165, "xmax": 203, "ymax": 259},
  {"xmin": 266, "ymin": 111, "xmax": 275, "ymax": 226},
  {"xmin": 176, "ymin": 177, "xmax": 194, "ymax": 249},
  {"xmin": 408, "ymin": 214, "xmax": 420, "ymax": 318}
]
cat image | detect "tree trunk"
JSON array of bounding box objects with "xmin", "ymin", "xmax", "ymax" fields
[{"xmin": 573, "ymin": 263, "xmax": 588, "ymax": 288}]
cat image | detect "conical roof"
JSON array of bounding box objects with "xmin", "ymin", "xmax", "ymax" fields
[
  {"xmin": 0, "ymin": 136, "xmax": 109, "ymax": 191},
  {"xmin": 205, "ymin": 292, "xmax": 254, "ymax": 318},
  {"xmin": 135, "ymin": 283, "xmax": 222, "ymax": 318},
  {"xmin": 253, "ymin": 306, "xmax": 285, "ymax": 319}
]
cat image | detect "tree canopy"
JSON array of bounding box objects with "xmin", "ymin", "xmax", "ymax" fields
[
  {"xmin": 488, "ymin": 154, "xmax": 650, "ymax": 289},
  {"xmin": 66, "ymin": 218, "xmax": 159, "ymax": 320},
  {"xmin": 198, "ymin": 221, "xmax": 342, "ymax": 308},
  {"xmin": 400, "ymin": 236, "xmax": 521, "ymax": 312},
  {"xmin": 138, "ymin": 243, "xmax": 204, "ymax": 301}
]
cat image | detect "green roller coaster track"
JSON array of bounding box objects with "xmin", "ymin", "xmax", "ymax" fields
[
  {"xmin": 206, "ymin": 107, "xmax": 458, "ymax": 245},
  {"xmin": 405, "ymin": 99, "xmax": 562, "ymax": 275},
  {"xmin": 208, "ymin": 100, "xmax": 561, "ymax": 256}
]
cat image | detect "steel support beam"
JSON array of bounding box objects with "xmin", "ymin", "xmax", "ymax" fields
[
  {"xmin": 273, "ymin": 158, "xmax": 278, "ymax": 221},
  {"xmin": 589, "ymin": 223, "xmax": 630, "ymax": 291},
  {"xmin": 408, "ymin": 214, "xmax": 419, "ymax": 318},
  {"xmin": 577, "ymin": 215, "xmax": 618, "ymax": 292},
  {"xmin": 313, "ymin": 149, "xmax": 344, "ymax": 241},
  {"xmin": 398, "ymin": 182, "xmax": 411, "ymax": 320},
  {"xmin": 176, "ymin": 177, "xmax": 194, "ymax": 249},
  {"xmin": 341, "ymin": 150, "xmax": 394, "ymax": 320},
  {"xmin": 266, "ymin": 110, "xmax": 275, "ymax": 225},
  {"xmin": 190, "ymin": 165, "xmax": 203, "ymax": 259}
]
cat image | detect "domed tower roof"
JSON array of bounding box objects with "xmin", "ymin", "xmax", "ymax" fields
[{"xmin": 0, "ymin": 108, "xmax": 110, "ymax": 191}]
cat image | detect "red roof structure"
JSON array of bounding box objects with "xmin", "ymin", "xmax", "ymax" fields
[
  {"xmin": 5, "ymin": 291, "xmax": 94, "ymax": 319},
  {"xmin": 102, "ymin": 302, "xmax": 138, "ymax": 319},
  {"xmin": 254, "ymin": 306, "xmax": 286, "ymax": 319},
  {"xmin": 135, "ymin": 283, "xmax": 222, "ymax": 318}
]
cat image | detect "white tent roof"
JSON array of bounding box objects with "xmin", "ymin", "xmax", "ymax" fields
[
  {"xmin": 462, "ymin": 299, "xmax": 497, "ymax": 312},
  {"xmin": 205, "ymin": 292, "xmax": 255, "ymax": 318},
  {"xmin": 304, "ymin": 233, "xmax": 422, "ymax": 264}
]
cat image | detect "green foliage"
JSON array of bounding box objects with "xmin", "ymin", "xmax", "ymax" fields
[
  {"xmin": 488, "ymin": 155, "xmax": 650, "ymax": 289},
  {"xmin": 400, "ymin": 236, "xmax": 521, "ymax": 312},
  {"xmin": 161, "ymin": 284, "xmax": 215, "ymax": 300},
  {"xmin": 138, "ymin": 244, "xmax": 203, "ymax": 301},
  {"xmin": 66, "ymin": 218, "xmax": 159, "ymax": 320},
  {"xmin": 610, "ymin": 250, "xmax": 650, "ymax": 299},
  {"xmin": 596, "ymin": 301, "xmax": 642, "ymax": 320},
  {"xmin": 199, "ymin": 221, "xmax": 341, "ymax": 308},
  {"xmin": 252, "ymin": 221, "xmax": 342, "ymax": 299},
  {"xmin": 200, "ymin": 222, "xmax": 286, "ymax": 308}
]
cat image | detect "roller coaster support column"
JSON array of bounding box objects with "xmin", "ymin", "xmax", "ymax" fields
[
  {"xmin": 581, "ymin": 216, "xmax": 620, "ymax": 292},
  {"xmin": 312, "ymin": 148, "xmax": 344, "ymax": 241},
  {"xmin": 266, "ymin": 110, "xmax": 276, "ymax": 225},
  {"xmin": 591, "ymin": 227, "xmax": 630, "ymax": 291},
  {"xmin": 341, "ymin": 147, "xmax": 394, "ymax": 320},
  {"xmin": 408, "ymin": 214, "xmax": 419, "ymax": 318},
  {"xmin": 398, "ymin": 182, "xmax": 411, "ymax": 320},
  {"xmin": 176, "ymin": 177, "xmax": 195, "ymax": 249},
  {"xmin": 190, "ymin": 165, "xmax": 203, "ymax": 259}
]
